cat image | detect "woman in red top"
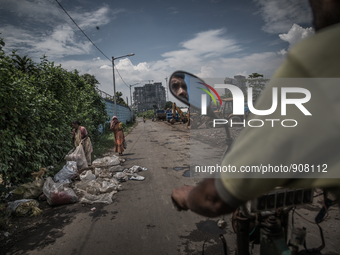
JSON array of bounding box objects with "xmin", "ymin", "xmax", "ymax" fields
[{"xmin": 72, "ymin": 120, "xmax": 93, "ymax": 166}]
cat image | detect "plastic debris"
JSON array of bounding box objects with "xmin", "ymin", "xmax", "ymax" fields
[
  {"xmin": 7, "ymin": 199, "xmax": 41, "ymax": 217},
  {"xmin": 91, "ymin": 207, "xmax": 96, "ymax": 211},
  {"xmin": 80, "ymin": 170, "xmax": 96, "ymax": 181},
  {"xmin": 129, "ymin": 175, "xmax": 145, "ymax": 181},
  {"xmin": 65, "ymin": 145, "xmax": 88, "ymax": 170},
  {"xmin": 54, "ymin": 161, "xmax": 78, "ymax": 183},
  {"xmin": 92, "ymin": 156, "xmax": 120, "ymax": 167},
  {"xmin": 43, "ymin": 177, "xmax": 78, "ymax": 206},
  {"xmin": 4, "ymin": 232, "xmax": 9, "ymax": 237},
  {"xmin": 12, "ymin": 179, "xmax": 45, "ymax": 199},
  {"xmin": 78, "ymin": 190, "xmax": 117, "ymax": 205},
  {"xmin": 114, "ymin": 172, "xmax": 128, "ymax": 182}
]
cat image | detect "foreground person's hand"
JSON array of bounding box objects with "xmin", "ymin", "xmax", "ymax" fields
[{"xmin": 171, "ymin": 185, "xmax": 194, "ymax": 211}]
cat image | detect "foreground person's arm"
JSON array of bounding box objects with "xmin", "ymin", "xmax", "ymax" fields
[{"xmin": 171, "ymin": 179, "xmax": 237, "ymax": 217}]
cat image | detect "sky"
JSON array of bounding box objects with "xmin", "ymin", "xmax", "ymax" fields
[{"xmin": 0, "ymin": 0, "xmax": 314, "ymax": 104}]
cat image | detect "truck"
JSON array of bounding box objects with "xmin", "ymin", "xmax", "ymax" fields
[{"xmin": 156, "ymin": 110, "xmax": 167, "ymax": 121}]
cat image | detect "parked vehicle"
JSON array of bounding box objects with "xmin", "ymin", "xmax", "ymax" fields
[{"xmin": 156, "ymin": 110, "xmax": 166, "ymax": 121}]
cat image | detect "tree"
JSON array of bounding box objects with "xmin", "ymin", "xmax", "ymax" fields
[
  {"xmin": 248, "ymin": 73, "xmax": 264, "ymax": 79},
  {"xmin": 247, "ymin": 73, "xmax": 269, "ymax": 100},
  {"xmin": 0, "ymin": 39, "xmax": 107, "ymax": 184},
  {"xmin": 163, "ymin": 101, "xmax": 173, "ymax": 110},
  {"xmin": 81, "ymin": 73, "xmax": 99, "ymax": 88},
  {"xmin": 12, "ymin": 54, "xmax": 36, "ymax": 74},
  {"xmin": 115, "ymin": 91, "xmax": 128, "ymax": 106}
]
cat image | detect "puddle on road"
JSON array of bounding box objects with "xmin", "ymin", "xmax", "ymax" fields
[
  {"xmin": 182, "ymin": 170, "xmax": 191, "ymax": 177},
  {"xmin": 173, "ymin": 167, "xmax": 189, "ymax": 171},
  {"xmin": 125, "ymin": 158, "xmax": 144, "ymax": 161}
]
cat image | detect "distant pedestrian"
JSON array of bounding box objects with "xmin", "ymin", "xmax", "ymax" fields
[
  {"xmin": 110, "ymin": 116, "xmax": 124, "ymax": 156},
  {"xmin": 72, "ymin": 120, "xmax": 93, "ymax": 166}
]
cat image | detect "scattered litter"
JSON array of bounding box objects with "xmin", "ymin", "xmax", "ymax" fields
[
  {"xmin": 65, "ymin": 145, "xmax": 88, "ymax": 170},
  {"xmin": 91, "ymin": 207, "xmax": 96, "ymax": 211},
  {"xmin": 92, "ymin": 156, "xmax": 120, "ymax": 167},
  {"xmin": 107, "ymin": 165, "xmax": 123, "ymax": 172},
  {"xmin": 125, "ymin": 165, "xmax": 145, "ymax": 174},
  {"xmin": 4, "ymin": 232, "xmax": 9, "ymax": 238},
  {"xmin": 54, "ymin": 161, "xmax": 78, "ymax": 183},
  {"xmin": 129, "ymin": 175, "xmax": 145, "ymax": 181},
  {"xmin": 78, "ymin": 190, "xmax": 117, "ymax": 205},
  {"xmin": 80, "ymin": 170, "xmax": 96, "ymax": 181},
  {"xmin": 12, "ymin": 179, "xmax": 45, "ymax": 199},
  {"xmin": 43, "ymin": 177, "xmax": 78, "ymax": 206},
  {"xmin": 114, "ymin": 172, "xmax": 128, "ymax": 182},
  {"xmin": 7, "ymin": 199, "xmax": 41, "ymax": 217},
  {"xmin": 75, "ymin": 179, "xmax": 120, "ymax": 195}
]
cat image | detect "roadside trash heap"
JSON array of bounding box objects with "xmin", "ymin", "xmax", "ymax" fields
[{"xmin": 4, "ymin": 152, "xmax": 147, "ymax": 217}]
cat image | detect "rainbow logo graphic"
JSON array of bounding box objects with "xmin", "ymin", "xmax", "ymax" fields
[{"xmin": 197, "ymin": 82, "xmax": 222, "ymax": 106}]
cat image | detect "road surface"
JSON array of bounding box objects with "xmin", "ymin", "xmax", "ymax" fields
[{"xmin": 3, "ymin": 118, "xmax": 340, "ymax": 255}]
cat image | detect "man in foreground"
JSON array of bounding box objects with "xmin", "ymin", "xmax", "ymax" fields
[{"xmin": 171, "ymin": 0, "xmax": 340, "ymax": 217}]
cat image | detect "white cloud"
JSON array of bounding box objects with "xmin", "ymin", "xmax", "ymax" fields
[
  {"xmin": 100, "ymin": 65, "xmax": 112, "ymax": 70},
  {"xmin": 279, "ymin": 23, "xmax": 314, "ymax": 47},
  {"xmin": 277, "ymin": 23, "xmax": 314, "ymax": 56},
  {"xmin": 1, "ymin": 3, "xmax": 121, "ymax": 59},
  {"xmin": 277, "ymin": 49, "xmax": 288, "ymax": 56},
  {"xmin": 253, "ymin": 0, "xmax": 312, "ymax": 33}
]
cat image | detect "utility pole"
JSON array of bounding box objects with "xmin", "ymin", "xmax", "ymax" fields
[
  {"xmin": 112, "ymin": 53, "xmax": 135, "ymax": 116},
  {"xmin": 112, "ymin": 57, "xmax": 117, "ymax": 116},
  {"xmin": 165, "ymin": 77, "xmax": 168, "ymax": 101}
]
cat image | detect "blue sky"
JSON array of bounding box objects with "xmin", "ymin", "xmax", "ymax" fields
[{"xmin": 0, "ymin": 0, "xmax": 314, "ymax": 103}]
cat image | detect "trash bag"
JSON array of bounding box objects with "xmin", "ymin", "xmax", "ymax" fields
[
  {"xmin": 114, "ymin": 172, "xmax": 128, "ymax": 182},
  {"xmin": 54, "ymin": 161, "xmax": 78, "ymax": 183},
  {"xmin": 80, "ymin": 170, "xmax": 96, "ymax": 181},
  {"xmin": 7, "ymin": 199, "xmax": 41, "ymax": 217},
  {"xmin": 12, "ymin": 179, "xmax": 45, "ymax": 199},
  {"xmin": 75, "ymin": 179, "xmax": 120, "ymax": 195},
  {"xmin": 65, "ymin": 145, "xmax": 87, "ymax": 170},
  {"xmin": 43, "ymin": 177, "xmax": 78, "ymax": 206},
  {"xmin": 78, "ymin": 190, "xmax": 117, "ymax": 205},
  {"xmin": 92, "ymin": 156, "xmax": 120, "ymax": 167}
]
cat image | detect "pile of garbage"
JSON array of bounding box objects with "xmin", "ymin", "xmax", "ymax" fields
[{"xmin": 3, "ymin": 151, "xmax": 147, "ymax": 217}]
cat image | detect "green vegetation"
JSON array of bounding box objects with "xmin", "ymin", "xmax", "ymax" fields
[
  {"xmin": 137, "ymin": 110, "xmax": 154, "ymax": 119},
  {"xmin": 0, "ymin": 38, "xmax": 108, "ymax": 185},
  {"xmin": 163, "ymin": 101, "xmax": 173, "ymax": 110}
]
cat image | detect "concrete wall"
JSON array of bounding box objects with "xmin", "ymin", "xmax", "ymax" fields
[
  {"xmin": 99, "ymin": 99, "xmax": 133, "ymax": 133},
  {"xmin": 104, "ymin": 99, "xmax": 132, "ymax": 123}
]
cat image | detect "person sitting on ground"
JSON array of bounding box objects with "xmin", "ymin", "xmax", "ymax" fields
[
  {"xmin": 72, "ymin": 120, "xmax": 93, "ymax": 166},
  {"xmin": 110, "ymin": 116, "xmax": 125, "ymax": 156}
]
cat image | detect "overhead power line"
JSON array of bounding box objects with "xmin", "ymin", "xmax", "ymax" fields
[
  {"xmin": 55, "ymin": 0, "xmax": 132, "ymax": 90},
  {"xmin": 55, "ymin": 0, "xmax": 110, "ymax": 62},
  {"xmin": 115, "ymin": 66, "xmax": 129, "ymax": 88}
]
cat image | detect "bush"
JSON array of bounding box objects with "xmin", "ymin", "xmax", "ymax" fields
[{"xmin": 0, "ymin": 38, "xmax": 108, "ymax": 184}]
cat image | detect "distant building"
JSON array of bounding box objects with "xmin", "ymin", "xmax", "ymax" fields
[
  {"xmin": 133, "ymin": 82, "xmax": 166, "ymax": 112},
  {"xmin": 223, "ymin": 75, "xmax": 247, "ymax": 94}
]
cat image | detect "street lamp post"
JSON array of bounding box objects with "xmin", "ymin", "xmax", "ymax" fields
[{"xmin": 112, "ymin": 53, "xmax": 135, "ymax": 116}]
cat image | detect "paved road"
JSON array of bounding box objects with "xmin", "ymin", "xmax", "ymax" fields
[
  {"xmin": 5, "ymin": 118, "xmax": 234, "ymax": 255},
  {"xmin": 4, "ymin": 118, "xmax": 340, "ymax": 255}
]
